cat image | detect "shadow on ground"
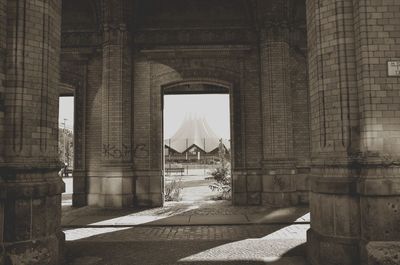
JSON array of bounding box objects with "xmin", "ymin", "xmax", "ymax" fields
[
  {"xmin": 65, "ymin": 241, "xmax": 308, "ymax": 265},
  {"xmin": 63, "ymin": 201, "xmax": 310, "ymax": 264}
]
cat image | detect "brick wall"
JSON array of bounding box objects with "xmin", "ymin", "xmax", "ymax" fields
[
  {"xmin": 0, "ymin": 0, "xmax": 6, "ymax": 162},
  {"xmin": 132, "ymin": 51, "xmax": 259, "ymax": 206},
  {"xmin": 306, "ymin": 0, "xmax": 400, "ymax": 264},
  {"xmin": 5, "ymin": 0, "xmax": 61, "ymax": 165},
  {"xmin": 85, "ymin": 56, "xmax": 102, "ymax": 173},
  {"xmin": 62, "ymin": 0, "xmax": 311, "ymax": 208},
  {"xmin": 353, "ymin": 1, "xmax": 400, "ymax": 264},
  {"xmin": 1, "ymin": 0, "xmax": 64, "ymax": 264}
]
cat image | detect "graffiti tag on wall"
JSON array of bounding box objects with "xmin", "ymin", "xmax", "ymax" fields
[{"xmin": 102, "ymin": 143, "xmax": 149, "ymax": 159}]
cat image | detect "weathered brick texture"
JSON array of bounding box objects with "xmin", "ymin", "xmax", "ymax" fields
[
  {"xmin": 1, "ymin": 0, "xmax": 64, "ymax": 264},
  {"xmin": 59, "ymin": 0, "xmax": 311, "ymax": 208},
  {"xmin": 306, "ymin": 0, "xmax": 400, "ymax": 264},
  {"xmin": 1, "ymin": 0, "xmax": 399, "ymax": 264},
  {"xmin": 0, "ymin": 0, "xmax": 6, "ymax": 163}
]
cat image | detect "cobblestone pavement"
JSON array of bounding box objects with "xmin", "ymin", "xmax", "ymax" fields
[
  {"xmin": 65, "ymin": 224, "xmax": 309, "ymax": 265},
  {"xmin": 64, "ymin": 201, "xmax": 310, "ymax": 264},
  {"xmin": 64, "ymin": 224, "xmax": 309, "ymax": 241}
]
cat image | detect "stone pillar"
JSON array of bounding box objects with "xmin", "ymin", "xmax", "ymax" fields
[
  {"xmin": 0, "ymin": 0, "xmax": 5, "ymax": 163},
  {"xmin": 1, "ymin": 0, "xmax": 64, "ymax": 264},
  {"xmin": 353, "ymin": 1, "xmax": 400, "ymax": 264},
  {"xmin": 306, "ymin": 0, "xmax": 360, "ymax": 264},
  {"xmin": 259, "ymin": 0, "xmax": 297, "ymax": 206},
  {"xmin": 87, "ymin": 0, "xmax": 134, "ymax": 208},
  {"xmin": 71, "ymin": 61, "xmax": 87, "ymax": 207},
  {"xmin": 306, "ymin": 0, "xmax": 400, "ymax": 264}
]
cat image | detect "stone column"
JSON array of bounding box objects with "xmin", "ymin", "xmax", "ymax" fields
[
  {"xmin": 0, "ymin": 0, "xmax": 64, "ymax": 264},
  {"xmin": 71, "ymin": 61, "xmax": 87, "ymax": 207},
  {"xmin": 88, "ymin": 0, "xmax": 134, "ymax": 208},
  {"xmin": 306, "ymin": 0, "xmax": 361, "ymax": 264},
  {"xmin": 259, "ymin": 0, "xmax": 297, "ymax": 206},
  {"xmin": 0, "ymin": 0, "xmax": 5, "ymax": 163},
  {"xmin": 306, "ymin": 0, "xmax": 400, "ymax": 264},
  {"xmin": 353, "ymin": 1, "xmax": 400, "ymax": 264}
]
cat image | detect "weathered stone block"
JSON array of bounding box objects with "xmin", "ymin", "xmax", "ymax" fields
[
  {"xmin": 262, "ymin": 174, "xmax": 295, "ymax": 192},
  {"xmin": 247, "ymin": 174, "xmax": 262, "ymax": 192},
  {"xmin": 366, "ymin": 241, "xmax": 400, "ymax": 265},
  {"xmin": 136, "ymin": 177, "xmax": 150, "ymax": 194},
  {"xmin": 149, "ymin": 177, "xmax": 162, "ymax": 193},
  {"xmin": 361, "ymin": 196, "xmax": 400, "ymax": 241},
  {"xmin": 334, "ymin": 195, "xmax": 360, "ymax": 238},
  {"xmin": 232, "ymin": 172, "xmax": 247, "ymax": 193},
  {"xmin": 261, "ymin": 192, "xmax": 298, "ymax": 207},
  {"xmin": 233, "ymin": 192, "xmax": 247, "ymax": 205},
  {"xmin": 102, "ymin": 177, "xmax": 123, "ymax": 195},
  {"xmin": 88, "ymin": 177, "xmax": 101, "ymax": 194},
  {"xmin": 247, "ymin": 192, "xmax": 261, "ymax": 205}
]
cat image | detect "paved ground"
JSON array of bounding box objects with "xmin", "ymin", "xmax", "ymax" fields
[
  {"xmin": 66, "ymin": 238, "xmax": 308, "ymax": 265},
  {"xmin": 62, "ymin": 175, "xmax": 310, "ymax": 265},
  {"xmin": 62, "ymin": 201, "xmax": 310, "ymax": 227},
  {"xmin": 64, "ymin": 223, "xmax": 309, "ymax": 265},
  {"xmin": 63, "ymin": 200, "xmax": 310, "ymax": 265}
]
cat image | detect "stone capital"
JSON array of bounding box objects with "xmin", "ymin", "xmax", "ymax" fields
[{"xmin": 101, "ymin": 0, "xmax": 131, "ymax": 31}]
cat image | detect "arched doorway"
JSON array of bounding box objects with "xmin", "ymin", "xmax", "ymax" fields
[{"xmin": 162, "ymin": 82, "xmax": 232, "ymax": 203}]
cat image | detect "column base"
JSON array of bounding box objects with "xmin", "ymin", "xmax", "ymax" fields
[
  {"xmin": 86, "ymin": 166, "xmax": 135, "ymax": 208},
  {"xmin": 87, "ymin": 193, "xmax": 134, "ymax": 208},
  {"xmin": 72, "ymin": 170, "xmax": 87, "ymax": 207},
  {"xmin": 1, "ymin": 232, "xmax": 64, "ymax": 265},
  {"xmin": 72, "ymin": 192, "xmax": 87, "ymax": 207},
  {"xmin": 135, "ymin": 193, "xmax": 163, "ymax": 207},
  {"xmin": 365, "ymin": 241, "xmax": 400, "ymax": 265},
  {"xmin": 307, "ymin": 229, "xmax": 360, "ymax": 265},
  {"xmin": 134, "ymin": 170, "xmax": 163, "ymax": 207},
  {"xmin": 232, "ymin": 168, "xmax": 309, "ymax": 206}
]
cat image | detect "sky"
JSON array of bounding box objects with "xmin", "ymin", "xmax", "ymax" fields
[
  {"xmin": 59, "ymin": 94, "xmax": 230, "ymax": 139},
  {"xmin": 164, "ymin": 94, "xmax": 230, "ymax": 139},
  {"xmin": 59, "ymin": 97, "xmax": 74, "ymax": 130}
]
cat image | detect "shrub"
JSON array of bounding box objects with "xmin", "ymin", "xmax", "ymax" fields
[
  {"xmin": 165, "ymin": 179, "xmax": 183, "ymax": 201},
  {"xmin": 209, "ymin": 161, "xmax": 231, "ymax": 200}
]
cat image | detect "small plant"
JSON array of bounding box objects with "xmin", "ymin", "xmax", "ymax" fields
[
  {"xmin": 209, "ymin": 161, "xmax": 231, "ymax": 200},
  {"xmin": 165, "ymin": 179, "xmax": 183, "ymax": 201}
]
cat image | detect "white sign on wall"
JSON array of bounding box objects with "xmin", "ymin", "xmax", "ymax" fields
[{"xmin": 388, "ymin": 61, "xmax": 400, "ymax": 77}]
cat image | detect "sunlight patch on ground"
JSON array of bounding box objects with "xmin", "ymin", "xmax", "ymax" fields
[
  {"xmin": 178, "ymin": 239, "xmax": 306, "ymax": 263},
  {"xmin": 261, "ymin": 225, "xmax": 308, "ymax": 240},
  {"xmin": 64, "ymin": 227, "xmax": 131, "ymax": 241}
]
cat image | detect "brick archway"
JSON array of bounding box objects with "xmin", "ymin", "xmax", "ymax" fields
[{"xmin": 132, "ymin": 61, "xmax": 246, "ymax": 207}]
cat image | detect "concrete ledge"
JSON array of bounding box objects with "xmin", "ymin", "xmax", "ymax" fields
[
  {"xmin": 0, "ymin": 179, "xmax": 65, "ymax": 199},
  {"xmin": 312, "ymin": 177, "xmax": 358, "ymax": 195},
  {"xmin": 366, "ymin": 241, "xmax": 400, "ymax": 265},
  {"xmin": 358, "ymin": 178, "xmax": 400, "ymax": 196}
]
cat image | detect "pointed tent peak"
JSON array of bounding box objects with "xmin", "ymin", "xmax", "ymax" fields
[{"xmin": 167, "ymin": 116, "xmax": 225, "ymax": 153}]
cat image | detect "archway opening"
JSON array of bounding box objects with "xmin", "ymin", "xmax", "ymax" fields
[
  {"xmin": 59, "ymin": 95, "xmax": 74, "ymax": 206},
  {"xmin": 163, "ymin": 83, "xmax": 231, "ymax": 204}
]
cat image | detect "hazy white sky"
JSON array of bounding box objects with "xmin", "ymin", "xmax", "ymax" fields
[
  {"xmin": 59, "ymin": 95, "xmax": 230, "ymax": 139},
  {"xmin": 59, "ymin": 97, "xmax": 74, "ymax": 130},
  {"xmin": 164, "ymin": 95, "xmax": 230, "ymax": 139}
]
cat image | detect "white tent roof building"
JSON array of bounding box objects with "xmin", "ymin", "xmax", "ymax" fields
[{"xmin": 164, "ymin": 117, "xmax": 230, "ymax": 154}]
